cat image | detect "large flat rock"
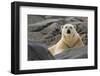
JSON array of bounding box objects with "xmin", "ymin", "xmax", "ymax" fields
[{"xmin": 55, "ymin": 46, "xmax": 88, "ymax": 59}]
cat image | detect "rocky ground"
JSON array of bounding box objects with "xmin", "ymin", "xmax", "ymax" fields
[
  {"xmin": 28, "ymin": 15, "xmax": 88, "ymax": 47},
  {"xmin": 28, "ymin": 15, "xmax": 88, "ymax": 60}
]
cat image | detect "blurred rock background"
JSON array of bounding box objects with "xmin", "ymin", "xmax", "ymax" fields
[{"xmin": 28, "ymin": 15, "xmax": 88, "ymax": 47}]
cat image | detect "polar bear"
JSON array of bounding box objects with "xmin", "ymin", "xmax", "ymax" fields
[{"xmin": 48, "ymin": 24, "xmax": 84, "ymax": 56}]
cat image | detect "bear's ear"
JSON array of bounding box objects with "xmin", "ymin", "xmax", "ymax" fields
[
  {"xmin": 73, "ymin": 24, "xmax": 77, "ymax": 29},
  {"xmin": 61, "ymin": 25, "xmax": 63, "ymax": 29}
]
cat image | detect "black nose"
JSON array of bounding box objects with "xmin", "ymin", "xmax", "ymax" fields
[{"xmin": 67, "ymin": 29, "xmax": 71, "ymax": 34}]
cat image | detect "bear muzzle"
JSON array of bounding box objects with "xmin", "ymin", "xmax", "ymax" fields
[{"xmin": 67, "ymin": 29, "xmax": 71, "ymax": 34}]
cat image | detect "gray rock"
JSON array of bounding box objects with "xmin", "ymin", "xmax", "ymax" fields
[
  {"xmin": 55, "ymin": 46, "xmax": 88, "ymax": 59},
  {"xmin": 28, "ymin": 18, "xmax": 63, "ymax": 32},
  {"xmin": 28, "ymin": 15, "xmax": 88, "ymax": 54},
  {"xmin": 28, "ymin": 41, "xmax": 88, "ymax": 60},
  {"xmin": 28, "ymin": 41, "xmax": 55, "ymax": 60}
]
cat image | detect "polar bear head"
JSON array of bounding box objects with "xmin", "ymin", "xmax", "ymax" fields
[{"xmin": 61, "ymin": 24, "xmax": 77, "ymax": 37}]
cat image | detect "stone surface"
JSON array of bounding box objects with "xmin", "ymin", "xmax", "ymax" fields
[{"xmin": 28, "ymin": 15, "xmax": 88, "ymax": 60}]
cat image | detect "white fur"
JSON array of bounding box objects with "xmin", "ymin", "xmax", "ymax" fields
[{"xmin": 48, "ymin": 24, "xmax": 84, "ymax": 56}]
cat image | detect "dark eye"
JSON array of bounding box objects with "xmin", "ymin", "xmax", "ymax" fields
[
  {"xmin": 65, "ymin": 26, "xmax": 67, "ymax": 28},
  {"xmin": 70, "ymin": 27, "xmax": 72, "ymax": 29}
]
